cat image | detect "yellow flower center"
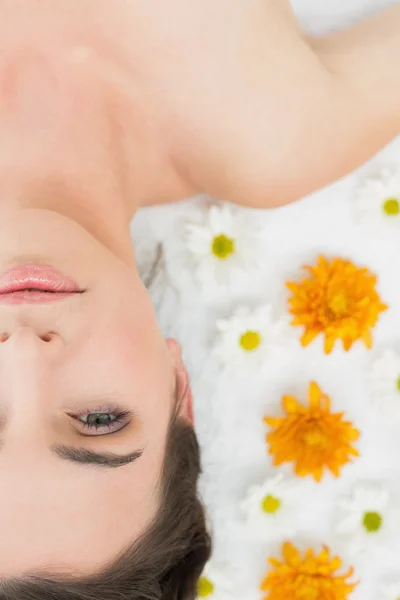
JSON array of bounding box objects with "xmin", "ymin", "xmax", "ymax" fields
[
  {"xmin": 261, "ymin": 494, "xmax": 282, "ymax": 514},
  {"xmin": 383, "ymin": 197, "xmax": 400, "ymax": 216},
  {"xmin": 327, "ymin": 290, "xmax": 349, "ymax": 318},
  {"xmin": 197, "ymin": 577, "xmax": 215, "ymax": 598},
  {"xmin": 240, "ymin": 331, "xmax": 262, "ymax": 351},
  {"xmin": 295, "ymin": 584, "xmax": 319, "ymax": 600},
  {"xmin": 303, "ymin": 426, "xmax": 327, "ymax": 448},
  {"xmin": 363, "ymin": 511, "xmax": 382, "ymax": 533},
  {"xmin": 211, "ymin": 234, "xmax": 235, "ymax": 259},
  {"xmin": 396, "ymin": 376, "xmax": 400, "ymax": 392}
]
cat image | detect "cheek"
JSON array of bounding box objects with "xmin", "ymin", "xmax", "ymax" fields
[
  {"xmin": 97, "ymin": 312, "xmax": 172, "ymax": 391},
  {"xmin": 63, "ymin": 322, "xmax": 173, "ymax": 412},
  {"xmin": 96, "ymin": 324, "xmax": 162, "ymax": 385}
]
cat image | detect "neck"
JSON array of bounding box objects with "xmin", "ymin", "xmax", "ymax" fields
[{"xmin": 0, "ymin": 37, "xmax": 145, "ymax": 266}]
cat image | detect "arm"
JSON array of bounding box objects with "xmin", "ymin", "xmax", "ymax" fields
[{"xmin": 182, "ymin": 1, "xmax": 400, "ymax": 208}]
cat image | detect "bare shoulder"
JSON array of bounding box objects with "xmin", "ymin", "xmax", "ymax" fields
[{"xmin": 174, "ymin": 0, "xmax": 335, "ymax": 210}]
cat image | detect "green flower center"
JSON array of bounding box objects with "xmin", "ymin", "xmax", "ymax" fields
[
  {"xmin": 211, "ymin": 234, "xmax": 235, "ymax": 260},
  {"xmin": 363, "ymin": 511, "xmax": 383, "ymax": 533},
  {"xmin": 396, "ymin": 376, "xmax": 400, "ymax": 392},
  {"xmin": 382, "ymin": 197, "xmax": 400, "ymax": 216},
  {"xmin": 261, "ymin": 494, "xmax": 282, "ymax": 514},
  {"xmin": 197, "ymin": 577, "xmax": 214, "ymax": 598},
  {"xmin": 239, "ymin": 331, "xmax": 262, "ymax": 351}
]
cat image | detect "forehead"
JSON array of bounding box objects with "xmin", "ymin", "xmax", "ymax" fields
[{"xmin": 0, "ymin": 451, "xmax": 159, "ymax": 576}]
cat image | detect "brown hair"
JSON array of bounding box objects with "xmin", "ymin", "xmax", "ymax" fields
[{"xmin": 0, "ymin": 417, "xmax": 211, "ymax": 600}]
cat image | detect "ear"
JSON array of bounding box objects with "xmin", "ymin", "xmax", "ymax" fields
[
  {"xmin": 166, "ymin": 338, "xmax": 182, "ymax": 365},
  {"xmin": 166, "ymin": 338, "xmax": 194, "ymax": 425}
]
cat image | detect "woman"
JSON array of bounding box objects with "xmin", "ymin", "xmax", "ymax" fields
[{"xmin": 0, "ymin": 0, "xmax": 399, "ymax": 598}]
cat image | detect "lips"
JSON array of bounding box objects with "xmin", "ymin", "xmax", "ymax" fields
[{"xmin": 0, "ymin": 265, "xmax": 82, "ymax": 304}]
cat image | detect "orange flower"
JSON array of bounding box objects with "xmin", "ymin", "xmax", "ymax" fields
[
  {"xmin": 287, "ymin": 256, "xmax": 387, "ymax": 353},
  {"xmin": 264, "ymin": 382, "xmax": 359, "ymax": 481},
  {"xmin": 261, "ymin": 542, "xmax": 358, "ymax": 600}
]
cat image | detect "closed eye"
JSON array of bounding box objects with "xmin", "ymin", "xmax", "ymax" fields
[{"xmin": 67, "ymin": 407, "xmax": 132, "ymax": 436}]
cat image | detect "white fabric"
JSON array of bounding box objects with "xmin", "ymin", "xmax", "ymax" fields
[{"xmin": 130, "ymin": 2, "xmax": 400, "ymax": 596}]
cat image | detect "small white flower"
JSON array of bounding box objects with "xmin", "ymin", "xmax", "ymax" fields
[
  {"xmin": 185, "ymin": 204, "xmax": 261, "ymax": 289},
  {"xmin": 213, "ymin": 305, "xmax": 289, "ymax": 373},
  {"xmin": 240, "ymin": 473, "xmax": 299, "ymax": 539},
  {"xmin": 197, "ymin": 561, "xmax": 236, "ymax": 600},
  {"xmin": 379, "ymin": 580, "xmax": 400, "ymax": 600},
  {"xmin": 336, "ymin": 483, "xmax": 400, "ymax": 555},
  {"xmin": 368, "ymin": 349, "xmax": 400, "ymax": 418},
  {"xmin": 354, "ymin": 167, "xmax": 400, "ymax": 229}
]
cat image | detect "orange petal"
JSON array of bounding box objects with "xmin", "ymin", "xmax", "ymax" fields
[
  {"xmin": 318, "ymin": 255, "xmax": 329, "ymax": 270},
  {"xmin": 286, "ymin": 282, "xmax": 299, "ymax": 293},
  {"xmin": 291, "ymin": 316, "xmax": 309, "ymax": 326},
  {"xmin": 309, "ymin": 381, "xmax": 322, "ymax": 408},
  {"xmin": 324, "ymin": 335, "xmax": 335, "ymax": 354},
  {"xmin": 301, "ymin": 328, "xmax": 320, "ymax": 347},
  {"xmin": 330, "ymin": 464, "xmax": 341, "ymax": 478},
  {"xmin": 313, "ymin": 467, "xmax": 324, "ymax": 482},
  {"xmin": 342, "ymin": 337, "xmax": 354, "ymax": 351},
  {"xmin": 320, "ymin": 392, "xmax": 331, "ymax": 412},
  {"xmin": 282, "ymin": 395, "xmax": 301, "ymax": 414},
  {"xmin": 282, "ymin": 542, "xmax": 301, "ymax": 566},
  {"xmin": 329, "ymin": 556, "xmax": 343, "ymax": 572},
  {"xmin": 362, "ymin": 328, "xmax": 373, "ymax": 349},
  {"xmin": 264, "ymin": 417, "xmax": 282, "ymax": 428}
]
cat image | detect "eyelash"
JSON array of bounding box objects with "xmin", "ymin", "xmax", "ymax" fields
[{"xmin": 69, "ymin": 407, "xmax": 132, "ymax": 435}]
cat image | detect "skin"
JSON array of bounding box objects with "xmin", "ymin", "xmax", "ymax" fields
[
  {"xmin": 0, "ymin": 0, "xmax": 399, "ymax": 578},
  {"xmin": 0, "ymin": 22, "xmax": 192, "ymax": 575}
]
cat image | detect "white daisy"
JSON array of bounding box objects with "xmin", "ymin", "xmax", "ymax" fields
[
  {"xmin": 213, "ymin": 305, "xmax": 289, "ymax": 373},
  {"xmin": 379, "ymin": 580, "xmax": 400, "ymax": 600},
  {"xmin": 336, "ymin": 483, "xmax": 400, "ymax": 555},
  {"xmin": 185, "ymin": 204, "xmax": 261, "ymax": 289},
  {"xmin": 354, "ymin": 167, "xmax": 400, "ymax": 229},
  {"xmin": 197, "ymin": 561, "xmax": 236, "ymax": 600},
  {"xmin": 368, "ymin": 349, "xmax": 400, "ymax": 418},
  {"xmin": 240, "ymin": 473, "xmax": 299, "ymax": 539}
]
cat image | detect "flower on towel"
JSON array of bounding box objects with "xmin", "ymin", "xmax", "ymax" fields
[
  {"xmin": 185, "ymin": 204, "xmax": 261, "ymax": 289},
  {"xmin": 240, "ymin": 473, "xmax": 299, "ymax": 539},
  {"xmin": 197, "ymin": 561, "xmax": 235, "ymax": 600},
  {"xmin": 264, "ymin": 382, "xmax": 359, "ymax": 482},
  {"xmin": 367, "ymin": 349, "xmax": 400, "ymax": 418},
  {"xmin": 261, "ymin": 542, "xmax": 357, "ymax": 600},
  {"xmin": 354, "ymin": 167, "xmax": 400, "ymax": 229},
  {"xmin": 213, "ymin": 305, "xmax": 288, "ymax": 373},
  {"xmin": 379, "ymin": 580, "xmax": 400, "ymax": 600},
  {"xmin": 287, "ymin": 255, "xmax": 387, "ymax": 353},
  {"xmin": 336, "ymin": 483, "xmax": 400, "ymax": 555}
]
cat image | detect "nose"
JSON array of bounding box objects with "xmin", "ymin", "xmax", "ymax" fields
[
  {"xmin": 1, "ymin": 327, "xmax": 59, "ymax": 345},
  {"xmin": 0, "ymin": 327, "xmax": 63, "ymax": 378},
  {"xmin": 0, "ymin": 328, "xmax": 63, "ymax": 437}
]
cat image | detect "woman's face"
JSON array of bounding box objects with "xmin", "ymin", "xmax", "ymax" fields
[{"xmin": 0, "ymin": 208, "xmax": 185, "ymax": 577}]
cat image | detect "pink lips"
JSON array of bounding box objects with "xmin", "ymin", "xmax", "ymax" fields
[{"xmin": 0, "ymin": 265, "xmax": 81, "ymax": 304}]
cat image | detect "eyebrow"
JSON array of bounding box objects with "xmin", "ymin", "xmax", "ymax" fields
[{"xmin": 52, "ymin": 445, "xmax": 144, "ymax": 469}]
